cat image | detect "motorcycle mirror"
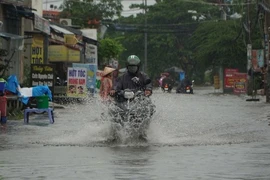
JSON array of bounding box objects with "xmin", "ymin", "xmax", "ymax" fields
[{"xmin": 192, "ymin": 80, "xmax": 195, "ymax": 83}]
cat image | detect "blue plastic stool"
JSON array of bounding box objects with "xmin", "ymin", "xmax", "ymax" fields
[{"xmin": 24, "ymin": 108, "xmax": 54, "ymax": 124}]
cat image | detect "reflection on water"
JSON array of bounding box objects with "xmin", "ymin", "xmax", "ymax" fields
[{"xmin": 1, "ymin": 87, "xmax": 270, "ymax": 179}]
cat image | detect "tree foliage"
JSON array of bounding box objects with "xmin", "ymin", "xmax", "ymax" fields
[
  {"xmin": 191, "ymin": 20, "xmax": 246, "ymax": 70},
  {"xmin": 107, "ymin": 0, "xmax": 221, "ymax": 79},
  {"xmin": 60, "ymin": 0, "xmax": 264, "ymax": 84},
  {"xmin": 98, "ymin": 38, "xmax": 125, "ymax": 66},
  {"xmin": 189, "ymin": 0, "xmax": 262, "ymax": 82},
  {"xmin": 59, "ymin": 0, "xmax": 123, "ymax": 28},
  {"xmin": 105, "ymin": 0, "xmax": 262, "ymax": 84}
]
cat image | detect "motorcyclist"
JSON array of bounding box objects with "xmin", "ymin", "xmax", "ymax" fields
[
  {"xmin": 177, "ymin": 75, "xmax": 192, "ymax": 93},
  {"xmin": 110, "ymin": 55, "xmax": 152, "ymax": 96},
  {"xmin": 108, "ymin": 55, "xmax": 155, "ymax": 141},
  {"xmin": 161, "ymin": 73, "xmax": 174, "ymax": 91}
]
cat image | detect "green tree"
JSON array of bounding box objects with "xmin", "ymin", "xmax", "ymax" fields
[
  {"xmin": 189, "ymin": 0, "xmax": 263, "ymax": 83},
  {"xmin": 59, "ymin": 0, "xmax": 123, "ymax": 28},
  {"xmin": 104, "ymin": 0, "xmax": 261, "ymax": 84},
  {"xmin": 191, "ymin": 21, "xmax": 246, "ymax": 65},
  {"xmin": 98, "ymin": 38, "xmax": 125, "ymax": 67},
  {"xmin": 107, "ymin": 0, "xmax": 220, "ymax": 79}
]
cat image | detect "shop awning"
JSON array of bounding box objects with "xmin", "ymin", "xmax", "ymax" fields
[
  {"xmin": 50, "ymin": 24, "xmax": 74, "ymax": 35},
  {"xmin": 0, "ymin": 32, "xmax": 24, "ymax": 41},
  {"xmin": 83, "ymin": 36, "xmax": 98, "ymax": 46},
  {"xmin": 50, "ymin": 22, "xmax": 82, "ymax": 36},
  {"xmin": 0, "ymin": 32, "xmax": 24, "ymax": 51},
  {"xmin": 50, "ymin": 24, "xmax": 97, "ymax": 46},
  {"xmin": 2, "ymin": 3, "xmax": 34, "ymax": 20}
]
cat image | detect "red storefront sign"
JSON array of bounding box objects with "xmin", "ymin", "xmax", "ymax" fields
[
  {"xmin": 233, "ymin": 73, "xmax": 247, "ymax": 94},
  {"xmin": 224, "ymin": 68, "xmax": 239, "ymax": 88}
]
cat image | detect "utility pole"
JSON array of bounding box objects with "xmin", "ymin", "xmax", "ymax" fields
[
  {"xmin": 144, "ymin": 0, "xmax": 148, "ymax": 73},
  {"xmin": 219, "ymin": 0, "xmax": 226, "ymax": 93}
]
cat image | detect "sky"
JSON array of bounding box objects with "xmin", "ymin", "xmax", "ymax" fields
[{"xmin": 42, "ymin": 0, "xmax": 156, "ymax": 16}]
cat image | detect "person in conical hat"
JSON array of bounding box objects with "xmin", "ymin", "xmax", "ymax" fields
[
  {"xmin": 99, "ymin": 66, "xmax": 116, "ymax": 101},
  {"xmin": 102, "ymin": 67, "xmax": 115, "ymax": 77}
]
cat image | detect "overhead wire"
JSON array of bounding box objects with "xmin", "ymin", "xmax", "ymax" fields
[
  {"xmin": 177, "ymin": 0, "xmax": 256, "ymax": 6},
  {"xmin": 51, "ymin": 0, "xmax": 254, "ymax": 35}
]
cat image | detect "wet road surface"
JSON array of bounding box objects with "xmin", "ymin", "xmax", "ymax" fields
[{"xmin": 1, "ymin": 86, "xmax": 270, "ymax": 180}]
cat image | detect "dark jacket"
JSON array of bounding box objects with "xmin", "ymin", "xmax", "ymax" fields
[
  {"xmin": 162, "ymin": 77, "xmax": 174, "ymax": 87},
  {"xmin": 179, "ymin": 78, "xmax": 192, "ymax": 89},
  {"xmin": 114, "ymin": 71, "xmax": 152, "ymax": 91}
]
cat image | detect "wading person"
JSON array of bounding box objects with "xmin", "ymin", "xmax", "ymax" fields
[{"xmin": 99, "ymin": 66, "xmax": 116, "ymax": 102}]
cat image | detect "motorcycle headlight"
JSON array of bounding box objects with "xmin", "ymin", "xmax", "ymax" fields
[{"xmin": 124, "ymin": 91, "xmax": 135, "ymax": 99}]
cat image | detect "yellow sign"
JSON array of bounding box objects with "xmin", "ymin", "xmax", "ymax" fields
[
  {"xmin": 64, "ymin": 34, "xmax": 78, "ymax": 45},
  {"xmin": 31, "ymin": 35, "xmax": 44, "ymax": 64},
  {"xmin": 48, "ymin": 45, "xmax": 80, "ymax": 62},
  {"xmin": 48, "ymin": 45, "xmax": 67, "ymax": 62},
  {"xmin": 68, "ymin": 48, "xmax": 80, "ymax": 62},
  {"xmin": 214, "ymin": 75, "xmax": 220, "ymax": 89}
]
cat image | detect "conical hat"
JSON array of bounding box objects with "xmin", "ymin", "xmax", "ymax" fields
[{"xmin": 102, "ymin": 67, "xmax": 115, "ymax": 76}]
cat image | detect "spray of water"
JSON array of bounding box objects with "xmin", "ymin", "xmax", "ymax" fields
[
  {"xmin": 48, "ymin": 93, "xmax": 178, "ymax": 147},
  {"xmin": 26, "ymin": 90, "xmax": 268, "ymax": 148},
  {"xmin": 40, "ymin": 91, "xmax": 258, "ymax": 147}
]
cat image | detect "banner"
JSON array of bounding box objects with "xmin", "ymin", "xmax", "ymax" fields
[
  {"xmin": 233, "ymin": 73, "xmax": 247, "ymax": 94},
  {"xmin": 224, "ymin": 68, "xmax": 239, "ymax": 88},
  {"xmin": 85, "ymin": 43, "xmax": 97, "ymax": 64},
  {"xmin": 214, "ymin": 75, "xmax": 220, "ymax": 89},
  {"xmin": 68, "ymin": 48, "xmax": 80, "ymax": 62},
  {"xmin": 48, "ymin": 45, "xmax": 67, "ymax": 61},
  {"xmin": 72, "ymin": 63, "xmax": 97, "ymax": 92},
  {"xmin": 48, "ymin": 45, "xmax": 80, "ymax": 62},
  {"xmin": 34, "ymin": 14, "xmax": 50, "ymax": 35},
  {"xmin": 31, "ymin": 35, "xmax": 44, "ymax": 64},
  {"xmin": 67, "ymin": 67, "xmax": 87, "ymax": 97},
  {"xmin": 30, "ymin": 64, "xmax": 55, "ymax": 95},
  {"xmin": 251, "ymin": 49, "xmax": 264, "ymax": 69},
  {"xmin": 64, "ymin": 34, "xmax": 78, "ymax": 45}
]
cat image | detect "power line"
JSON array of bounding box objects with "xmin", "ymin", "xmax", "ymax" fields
[
  {"xmin": 104, "ymin": 18, "xmax": 241, "ymax": 28},
  {"xmin": 180, "ymin": 0, "xmax": 256, "ymax": 6}
]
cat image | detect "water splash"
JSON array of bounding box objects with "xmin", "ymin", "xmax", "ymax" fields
[{"xmin": 27, "ymin": 89, "xmax": 270, "ymax": 148}]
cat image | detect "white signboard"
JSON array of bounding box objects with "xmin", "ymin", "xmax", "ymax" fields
[
  {"xmin": 67, "ymin": 67, "xmax": 87, "ymax": 97},
  {"xmin": 85, "ymin": 43, "xmax": 97, "ymax": 65}
]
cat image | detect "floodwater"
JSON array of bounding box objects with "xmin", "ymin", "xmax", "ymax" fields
[{"xmin": 1, "ymin": 86, "xmax": 270, "ymax": 180}]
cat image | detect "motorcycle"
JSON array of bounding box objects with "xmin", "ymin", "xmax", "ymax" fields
[
  {"xmin": 161, "ymin": 83, "xmax": 172, "ymax": 93},
  {"xmin": 176, "ymin": 80, "xmax": 194, "ymax": 94},
  {"xmin": 55, "ymin": 76, "xmax": 67, "ymax": 86},
  {"xmin": 108, "ymin": 80, "xmax": 155, "ymax": 141},
  {"xmin": 185, "ymin": 84, "xmax": 193, "ymax": 94}
]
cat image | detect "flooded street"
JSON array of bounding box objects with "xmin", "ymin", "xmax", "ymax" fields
[{"xmin": 1, "ymin": 86, "xmax": 270, "ymax": 180}]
